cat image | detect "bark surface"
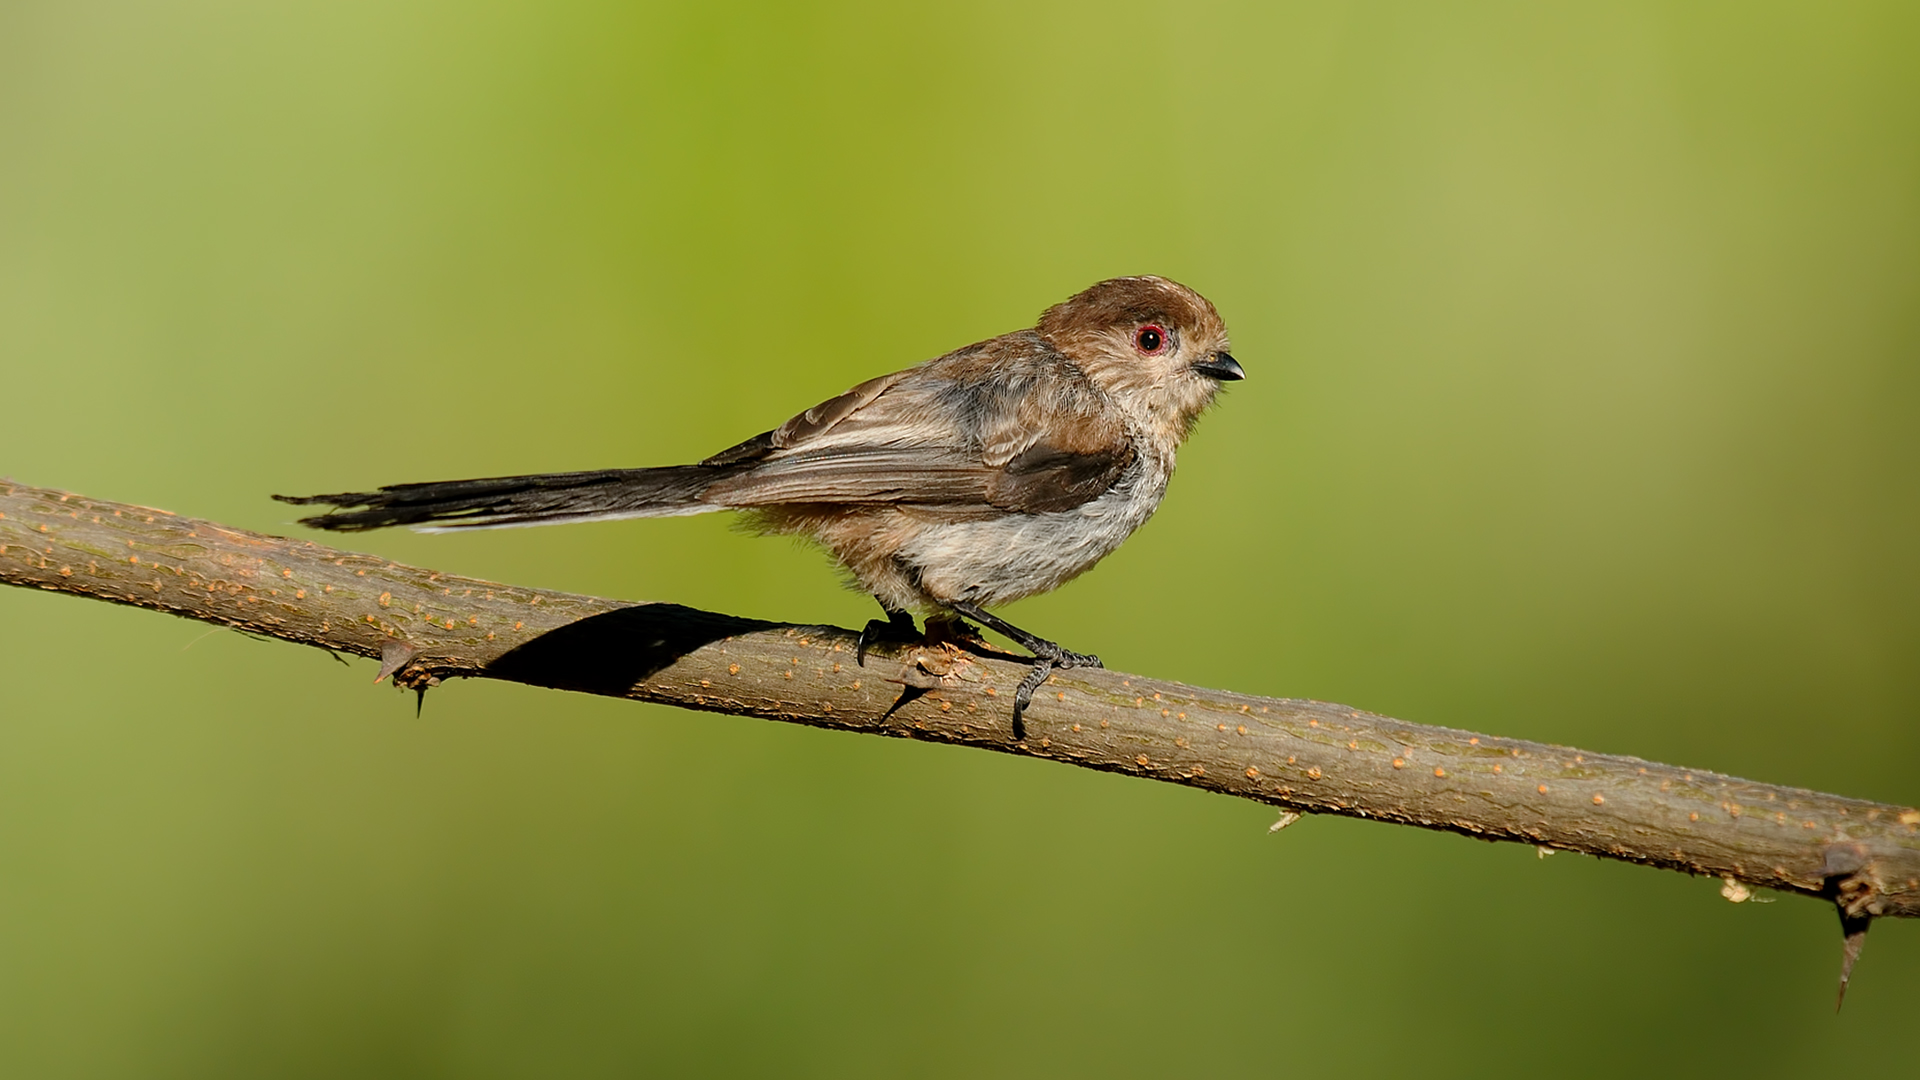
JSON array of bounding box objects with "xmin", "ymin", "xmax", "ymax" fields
[{"xmin": 5, "ymin": 479, "xmax": 1916, "ymax": 933}]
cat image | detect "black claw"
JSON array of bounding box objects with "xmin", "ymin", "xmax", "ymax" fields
[
  {"xmin": 414, "ymin": 686, "xmax": 427, "ymax": 718},
  {"xmin": 857, "ymin": 609, "xmax": 919, "ymax": 667}
]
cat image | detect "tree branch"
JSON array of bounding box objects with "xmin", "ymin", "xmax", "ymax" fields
[{"xmin": 6, "ymin": 479, "xmax": 1917, "ymax": 944}]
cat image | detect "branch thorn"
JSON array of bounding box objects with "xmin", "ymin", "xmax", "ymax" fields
[
  {"xmin": 374, "ymin": 638, "xmax": 414, "ymax": 684},
  {"xmin": 880, "ymin": 684, "xmax": 930, "ymax": 723},
  {"xmin": 1267, "ymin": 811, "xmax": 1302, "ymax": 833},
  {"xmin": 1836, "ymin": 911, "xmax": 1871, "ymax": 1013}
]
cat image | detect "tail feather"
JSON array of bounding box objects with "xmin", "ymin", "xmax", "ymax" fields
[{"xmin": 273, "ymin": 466, "xmax": 726, "ymax": 532}]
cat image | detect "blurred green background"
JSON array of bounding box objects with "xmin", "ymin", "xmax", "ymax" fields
[{"xmin": 3, "ymin": 1, "xmax": 1917, "ymax": 1075}]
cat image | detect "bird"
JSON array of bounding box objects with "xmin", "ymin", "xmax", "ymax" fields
[{"xmin": 276, "ymin": 275, "xmax": 1244, "ymax": 736}]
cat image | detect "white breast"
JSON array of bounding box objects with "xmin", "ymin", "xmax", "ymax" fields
[{"xmin": 902, "ymin": 450, "xmax": 1174, "ymax": 608}]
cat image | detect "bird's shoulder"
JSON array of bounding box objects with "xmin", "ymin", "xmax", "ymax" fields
[
  {"xmin": 695, "ymin": 330, "xmax": 1135, "ymax": 514},
  {"xmin": 704, "ymin": 331, "xmax": 1121, "ymax": 463}
]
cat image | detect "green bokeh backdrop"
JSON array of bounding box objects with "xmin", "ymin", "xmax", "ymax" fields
[{"xmin": 4, "ymin": 2, "xmax": 1917, "ymax": 1075}]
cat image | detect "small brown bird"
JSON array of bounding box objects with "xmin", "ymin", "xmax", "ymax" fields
[{"xmin": 277, "ymin": 276, "xmax": 1244, "ymax": 735}]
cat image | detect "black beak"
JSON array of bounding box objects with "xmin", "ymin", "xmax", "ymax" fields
[{"xmin": 1192, "ymin": 351, "xmax": 1245, "ymax": 381}]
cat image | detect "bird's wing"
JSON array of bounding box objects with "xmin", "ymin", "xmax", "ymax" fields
[{"xmin": 698, "ymin": 337, "xmax": 1135, "ymax": 513}]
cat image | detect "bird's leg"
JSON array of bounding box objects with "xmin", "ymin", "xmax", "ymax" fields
[
  {"xmin": 943, "ymin": 601, "xmax": 1102, "ymax": 740},
  {"xmin": 856, "ymin": 600, "xmax": 922, "ymax": 667},
  {"xmin": 943, "ymin": 601, "xmax": 1102, "ymax": 668}
]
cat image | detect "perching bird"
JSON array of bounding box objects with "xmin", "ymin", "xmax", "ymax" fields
[{"xmin": 276, "ymin": 276, "xmax": 1244, "ymax": 735}]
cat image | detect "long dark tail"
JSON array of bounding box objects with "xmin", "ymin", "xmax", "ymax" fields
[{"xmin": 273, "ymin": 466, "xmax": 729, "ymax": 532}]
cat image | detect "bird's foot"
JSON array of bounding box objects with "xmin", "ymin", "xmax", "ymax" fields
[
  {"xmin": 1050, "ymin": 645, "xmax": 1102, "ymax": 670},
  {"xmin": 856, "ymin": 609, "xmax": 921, "ymax": 667},
  {"xmin": 1007, "ymin": 642, "xmax": 1101, "ymax": 741},
  {"xmin": 936, "ymin": 601, "xmax": 1102, "ymax": 740},
  {"xmin": 1009, "ymin": 658, "xmax": 1052, "ymax": 742}
]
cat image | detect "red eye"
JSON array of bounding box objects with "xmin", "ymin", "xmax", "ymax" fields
[{"xmin": 1134, "ymin": 324, "xmax": 1166, "ymax": 354}]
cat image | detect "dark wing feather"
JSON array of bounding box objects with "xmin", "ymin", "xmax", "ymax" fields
[
  {"xmin": 701, "ymin": 336, "xmax": 1135, "ymax": 513},
  {"xmin": 700, "ymin": 372, "xmax": 905, "ymax": 466},
  {"xmin": 986, "ymin": 440, "xmax": 1136, "ymax": 513},
  {"xmin": 703, "ymin": 446, "xmax": 993, "ymax": 505}
]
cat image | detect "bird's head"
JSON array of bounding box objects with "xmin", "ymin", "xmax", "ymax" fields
[{"xmin": 1037, "ymin": 275, "xmax": 1242, "ymax": 444}]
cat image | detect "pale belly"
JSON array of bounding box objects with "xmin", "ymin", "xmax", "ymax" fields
[{"xmin": 899, "ymin": 461, "xmax": 1171, "ymax": 608}]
